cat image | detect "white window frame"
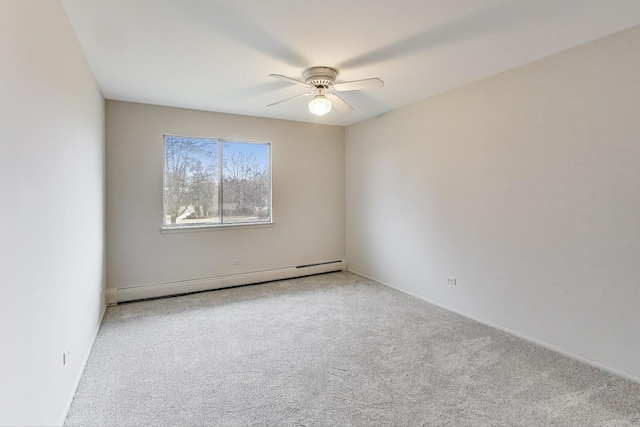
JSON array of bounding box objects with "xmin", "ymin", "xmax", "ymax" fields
[{"xmin": 161, "ymin": 135, "xmax": 273, "ymax": 233}]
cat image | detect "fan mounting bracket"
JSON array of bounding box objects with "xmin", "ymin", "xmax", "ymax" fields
[{"xmin": 304, "ymin": 66, "xmax": 338, "ymax": 88}]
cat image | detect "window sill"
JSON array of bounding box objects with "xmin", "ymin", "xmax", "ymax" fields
[{"xmin": 160, "ymin": 221, "xmax": 274, "ymax": 234}]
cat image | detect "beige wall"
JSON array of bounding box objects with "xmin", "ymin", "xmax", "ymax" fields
[
  {"xmin": 0, "ymin": 1, "xmax": 106, "ymax": 425},
  {"xmin": 106, "ymin": 101, "xmax": 344, "ymax": 288},
  {"xmin": 346, "ymin": 26, "xmax": 640, "ymax": 380}
]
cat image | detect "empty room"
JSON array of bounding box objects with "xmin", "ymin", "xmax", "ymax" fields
[{"xmin": 2, "ymin": 0, "xmax": 640, "ymax": 426}]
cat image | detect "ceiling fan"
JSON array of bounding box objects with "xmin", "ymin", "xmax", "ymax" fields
[{"xmin": 267, "ymin": 67, "xmax": 384, "ymax": 116}]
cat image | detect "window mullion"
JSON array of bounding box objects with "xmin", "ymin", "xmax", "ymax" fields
[{"xmin": 218, "ymin": 140, "xmax": 223, "ymax": 224}]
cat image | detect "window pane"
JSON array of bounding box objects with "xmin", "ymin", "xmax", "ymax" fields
[
  {"xmin": 222, "ymin": 141, "xmax": 270, "ymax": 224},
  {"xmin": 164, "ymin": 136, "xmax": 219, "ymax": 227}
]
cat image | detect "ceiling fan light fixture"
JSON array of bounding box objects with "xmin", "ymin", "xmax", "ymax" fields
[
  {"xmin": 308, "ymin": 95, "xmax": 332, "ymax": 116},
  {"xmin": 269, "ymin": 66, "xmax": 381, "ymax": 115}
]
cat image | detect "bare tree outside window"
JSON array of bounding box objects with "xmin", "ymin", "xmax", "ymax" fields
[
  {"xmin": 163, "ymin": 136, "xmax": 271, "ymax": 228},
  {"xmin": 222, "ymin": 142, "xmax": 270, "ymax": 223}
]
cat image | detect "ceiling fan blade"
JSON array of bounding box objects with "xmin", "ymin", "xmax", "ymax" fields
[
  {"xmin": 333, "ymin": 77, "xmax": 384, "ymax": 92},
  {"xmin": 267, "ymin": 92, "xmax": 312, "ymax": 107},
  {"xmin": 268, "ymin": 74, "xmax": 308, "ymax": 86},
  {"xmin": 329, "ymin": 93, "xmax": 354, "ymax": 113}
]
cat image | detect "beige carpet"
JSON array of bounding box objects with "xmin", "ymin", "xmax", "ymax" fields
[{"xmin": 65, "ymin": 272, "xmax": 640, "ymax": 426}]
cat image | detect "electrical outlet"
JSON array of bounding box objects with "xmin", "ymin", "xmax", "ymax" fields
[
  {"xmin": 232, "ymin": 259, "xmax": 240, "ymax": 266},
  {"xmin": 447, "ymin": 278, "xmax": 457, "ymax": 286}
]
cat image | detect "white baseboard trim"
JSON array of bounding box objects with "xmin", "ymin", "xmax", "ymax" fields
[
  {"xmin": 107, "ymin": 260, "xmax": 347, "ymax": 305},
  {"xmin": 348, "ymin": 269, "xmax": 640, "ymax": 385},
  {"xmin": 59, "ymin": 302, "xmax": 106, "ymax": 426}
]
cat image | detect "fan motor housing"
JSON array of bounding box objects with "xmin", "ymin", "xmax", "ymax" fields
[{"xmin": 304, "ymin": 66, "xmax": 338, "ymax": 88}]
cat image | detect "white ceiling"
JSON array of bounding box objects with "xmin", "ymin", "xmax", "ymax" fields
[{"xmin": 61, "ymin": 0, "xmax": 640, "ymax": 127}]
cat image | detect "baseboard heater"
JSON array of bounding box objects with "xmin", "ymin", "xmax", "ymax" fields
[{"xmin": 106, "ymin": 260, "xmax": 346, "ymax": 305}]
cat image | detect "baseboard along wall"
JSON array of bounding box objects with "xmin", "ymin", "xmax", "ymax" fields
[
  {"xmin": 347, "ymin": 269, "xmax": 640, "ymax": 385},
  {"xmin": 106, "ymin": 260, "xmax": 347, "ymax": 305},
  {"xmin": 59, "ymin": 303, "xmax": 106, "ymax": 426}
]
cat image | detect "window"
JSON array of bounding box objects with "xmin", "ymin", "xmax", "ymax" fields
[{"xmin": 163, "ymin": 135, "xmax": 271, "ymax": 229}]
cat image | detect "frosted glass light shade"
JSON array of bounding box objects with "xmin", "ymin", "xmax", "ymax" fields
[{"xmin": 308, "ymin": 96, "xmax": 332, "ymax": 116}]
